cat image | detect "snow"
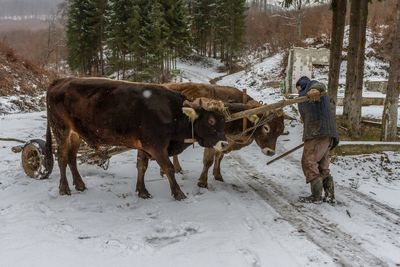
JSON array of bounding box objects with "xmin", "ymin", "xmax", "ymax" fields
[
  {"xmin": 336, "ymin": 105, "xmax": 400, "ymax": 126},
  {"xmin": 1, "ymin": 54, "xmax": 400, "ymax": 267},
  {"xmin": 218, "ymin": 53, "xmax": 284, "ymax": 104},
  {"xmin": 305, "ymin": 26, "xmax": 390, "ymax": 94},
  {"xmin": 175, "ymin": 57, "xmax": 227, "ymax": 83},
  {"xmin": 0, "ymin": 94, "xmax": 45, "ymax": 114}
]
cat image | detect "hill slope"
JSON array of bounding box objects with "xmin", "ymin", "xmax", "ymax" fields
[{"xmin": 0, "ymin": 42, "xmax": 55, "ymax": 113}]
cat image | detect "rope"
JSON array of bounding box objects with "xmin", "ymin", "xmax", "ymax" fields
[{"xmin": 227, "ymin": 112, "xmax": 272, "ymax": 145}]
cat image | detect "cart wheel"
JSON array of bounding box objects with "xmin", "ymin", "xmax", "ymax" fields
[{"xmin": 21, "ymin": 139, "xmax": 51, "ymax": 179}]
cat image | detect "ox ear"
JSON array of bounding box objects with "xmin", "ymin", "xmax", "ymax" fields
[
  {"xmin": 247, "ymin": 114, "xmax": 259, "ymax": 124},
  {"xmin": 274, "ymin": 109, "xmax": 285, "ymax": 118},
  {"xmin": 246, "ymin": 100, "xmax": 261, "ymax": 109},
  {"xmin": 182, "ymin": 107, "xmax": 199, "ymax": 122}
]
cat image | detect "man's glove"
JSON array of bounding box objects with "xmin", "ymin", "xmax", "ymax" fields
[
  {"xmin": 307, "ymin": 88, "xmax": 321, "ymax": 102},
  {"xmin": 330, "ymin": 137, "xmax": 339, "ymax": 150}
]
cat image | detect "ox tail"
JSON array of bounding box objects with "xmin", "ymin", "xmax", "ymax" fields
[
  {"xmin": 44, "ymin": 116, "xmax": 54, "ymax": 179},
  {"xmin": 44, "ymin": 80, "xmax": 55, "ymax": 178}
]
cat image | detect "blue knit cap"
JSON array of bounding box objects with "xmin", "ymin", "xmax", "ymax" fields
[{"xmin": 296, "ymin": 76, "xmax": 310, "ymax": 91}]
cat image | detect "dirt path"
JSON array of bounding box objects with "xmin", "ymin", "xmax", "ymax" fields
[{"xmin": 228, "ymin": 153, "xmax": 398, "ymax": 267}]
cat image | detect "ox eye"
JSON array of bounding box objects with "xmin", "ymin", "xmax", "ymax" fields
[
  {"xmin": 263, "ymin": 124, "xmax": 270, "ymax": 133},
  {"xmin": 208, "ymin": 116, "xmax": 216, "ymax": 126}
]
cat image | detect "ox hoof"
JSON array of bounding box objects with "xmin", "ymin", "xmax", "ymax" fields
[
  {"xmin": 214, "ymin": 176, "xmax": 224, "ymax": 182},
  {"xmin": 197, "ymin": 181, "xmax": 208, "ymax": 188},
  {"xmin": 75, "ymin": 184, "xmax": 87, "ymax": 192},
  {"xmin": 136, "ymin": 187, "xmax": 152, "ymax": 199},
  {"xmin": 175, "ymin": 167, "xmax": 183, "ymax": 174},
  {"xmin": 138, "ymin": 191, "xmax": 152, "ymax": 199},
  {"xmin": 59, "ymin": 186, "xmax": 71, "ymax": 196},
  {"xmin": 173, "ymin": 190, "xmax": 187, "ymax": 201}
]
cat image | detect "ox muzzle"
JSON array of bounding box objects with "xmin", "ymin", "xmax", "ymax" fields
[
  {"xmin": 262, "ymin": 147, "xmax": 275, "ymax": 156},
  {"xmin": 213, "ymin": 140, "xmax": 229, "ymax": 152}
]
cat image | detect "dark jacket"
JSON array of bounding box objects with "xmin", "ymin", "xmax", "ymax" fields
[{"xmin": 298, "ymin": 80, "xmax": 339, "ymax": 145}]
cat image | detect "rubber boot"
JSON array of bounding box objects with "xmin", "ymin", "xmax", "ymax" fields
[
  {"xmin": 299, "ymin": 177, "xmax": 323, "ymax": 203},
  {"xmin": 323, "ymin": 175, "xmax": 336, "ymax": 204}
]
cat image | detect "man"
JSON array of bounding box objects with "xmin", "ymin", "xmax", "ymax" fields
[{"xmin": 296, "ymin": 76, "xmax": 339, "ymax": 203}]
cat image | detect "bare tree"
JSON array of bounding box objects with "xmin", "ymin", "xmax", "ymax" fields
[
  {"xmin": 342, "ymin": 0, "xmax": 369, "ymax": 138},
  {"xmin": 281, "ymin": 0, "xmax": 308, "ymax": 38},
  {"xmin": 381, "ymin": 0, "xmax": 400, "ymax": 141},
  {"xmin": 328, "ymin": 0, "xmax": 347, "ymax": 116}
]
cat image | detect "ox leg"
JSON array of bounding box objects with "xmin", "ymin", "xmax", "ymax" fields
[
  {"xmin": 213, "ymin": 152, "xmax": 225, "ymax": 182},
  {"xmin": 197, "ymin": 148, "xmax": 215, "ymax": 188},
  {"xmin": 68, "ymin": 133, "xmax": 86, "ymax": 192},
  {"xmin": 55, "ymin": 133, "xmax": 71, "ymax": 195},
  {"xmin": 159, "ymin": 155, "xmax": 183, "ymax": 177},
  {"xmin": 154, "ymin": 151, "xmax": 186, "ymax": 200},
  {"xmin": 173, "ymin": 155, "xmax": 183, "ymax": 174},
  {"xmin": 136, "ymin": 150, "xmax": 152, "ymax": 199}
]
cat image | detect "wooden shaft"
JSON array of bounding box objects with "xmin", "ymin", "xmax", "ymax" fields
[
  {"xmin": 227, "ymin": 92, "xmax": 327, "ymax": 122},
  {"xmin": 266, "ymin": 143, "xmax": 304, "ymax": 165}
]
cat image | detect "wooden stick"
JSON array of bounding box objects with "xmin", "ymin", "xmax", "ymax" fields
[
  {"xmin": 266, "ymin": 143, "xmax": 304, "ymax": 165},
  {"xmin": 227, "ymin": 92, "xmax": 327, "ymax": 122},
  {"xmin": 0, "ymin": 137, "xmax": 26, "ymax": 143},
  {"xmin": 242, "ymin": 89, "xmax": 247, "ymax": 132}
]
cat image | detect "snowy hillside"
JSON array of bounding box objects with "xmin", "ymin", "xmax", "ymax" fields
[
  {"xmin": 303, "ymin": 26, "xmax": 390, "ymax": 97},
  {"xmin": 0, "ymin": 42, "xmax": 54, "ymax": 114},
  {"xmin": 1, "ymin": 55, "xmax": 399, "ymax": 267}
]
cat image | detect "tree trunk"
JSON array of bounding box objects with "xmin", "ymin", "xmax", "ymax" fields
[
  {"xmin": 343, "ymin": 0, "xmax": 361, "ymax": 126},
  {"xmin": 347, "ymin": 0, "xmax": 368, "ymax": 138},
  {"xmin": 328, "ymin": 0, "xmax": 347, "ymax": 117},
  {"xmin": 381, "ymin": 0, "xmax": 400, "ymax": 141}
]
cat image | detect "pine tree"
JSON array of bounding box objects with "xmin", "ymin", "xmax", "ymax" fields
[
  {"xmin": 191, "ymin": 0, "xmax": 213, "ymax": 56},
  {"xmin": 163, "ymin": 0, "xmax": 192, "ymax": 71},
  {"xmin": 228, "ymin": 0, "xmax": 247, "ymax": 67},
  {"xmin": 139, "ymin": 0, "xmax": 169, "ymax": 82},
  {"xmin": 66, "ymin": 0, "xmax": 106, "ymax": 75},
  {"xmin": 217, "ymin": 0, "xmax": 246, "ymax": 68},
  {"xmin": 107, "ymin": 0, "xmax": 141, "ymax": 79},
  {"xmin": 190, "ymin": 0, "xmax": 246, "ymax": 67}
]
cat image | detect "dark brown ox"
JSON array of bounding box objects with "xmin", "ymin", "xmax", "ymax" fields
[
  {"xmin": 44, "ymin": 78, "xmax": 227, "ymax": 200},
  {"xmin": 163, "ymin": 82, "xmax": 285, "ymax": 188}
]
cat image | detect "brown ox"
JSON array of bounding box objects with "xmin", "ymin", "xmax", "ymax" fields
[
  {"xmin": 162, "ymin": 82, "xmax": 285, "ymax": 188},
  {"xmin": 45, "ymin": 78, "xmax": 228, "ymax": 200}
]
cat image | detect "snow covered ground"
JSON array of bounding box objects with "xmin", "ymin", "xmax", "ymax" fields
[{"xmin": 1, "ymin": 55, "xmax": 400, "ymax": 267}]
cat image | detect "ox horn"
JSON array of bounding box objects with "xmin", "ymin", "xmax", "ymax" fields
[
  {"xmin": 247, "ymin": 114, "xmax": 260, "ymax": 124},
  {"xmin": 246, "ymin": 99, "xmax": 261, "ymax": 108},
  {"xmin": 183, "ymin": 99, "xmax": 201, "ymax": 109},
  {"xmin": 225, "ymin": 102, "xmax": 248, "ymax": 111},
  {"xmin": 274, "ymin": 109, "xmax": 284, "ymax": 117},
  {"xmin": 182, "ymin": 107, "xmax": 199, "ymax": 122}
]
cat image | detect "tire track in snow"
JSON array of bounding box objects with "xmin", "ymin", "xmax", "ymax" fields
[
  {"xmin": 336, "ymin": 184, "xmax": 400, "ymax": 226},
  {"xmin": 283, "ymin": 152, "xmax": 400, "ymax": 226},
  {"xmin": 228, "ymin": 154, "xmax": 389, "ymax": 267}
]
